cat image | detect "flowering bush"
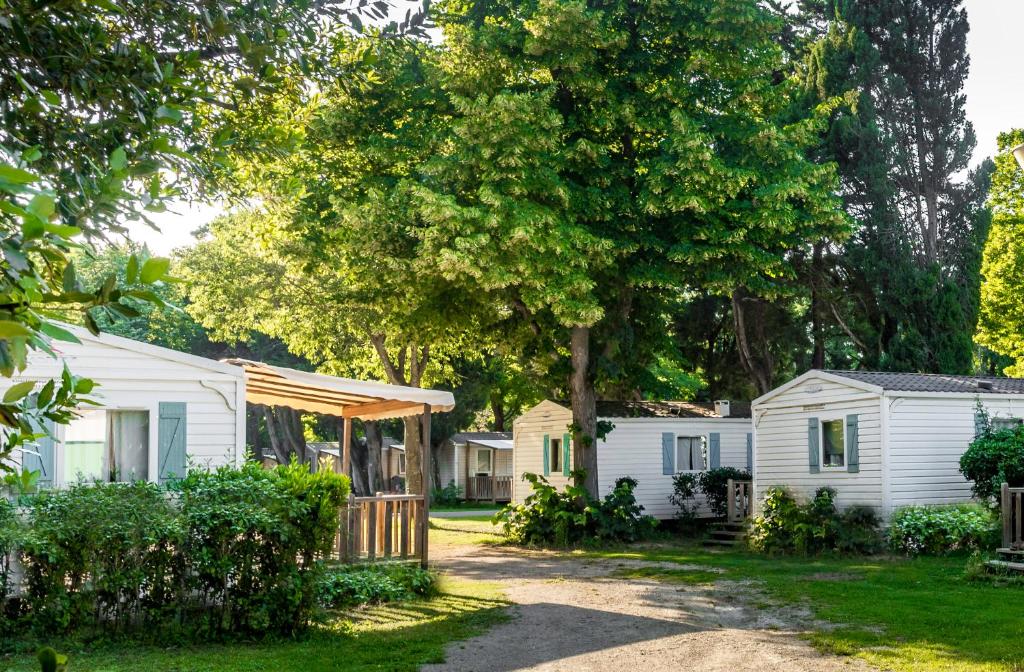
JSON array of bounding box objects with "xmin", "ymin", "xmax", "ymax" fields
[{"xmin": 888, "ymin": 504, "xmax": 998, "ymax": 556}]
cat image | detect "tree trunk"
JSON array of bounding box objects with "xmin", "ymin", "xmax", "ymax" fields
[
  {"xmin": 811, "ymin": 242, "xmax": 825, "ymax": 369},
  {"xmin": 261, "ymin": 405, "xmax": 306, "ymax": 465},
  {"xmin": 364, "ymin": 420, "xmax": 384, "ymax": 493},
  {"xmin": 569, "ymin": 325, "xmax": 599, "ymax": 497},
  {"xmin": 403, "ymin": 416, "xmax": 424, "ymax": 495},
  {"xmin": 732, "ymin": 289, "xmax": 774, "ymax": 396},
  {"xmin": 490, "ymin": 393, "xmax": 506, "ymax": 432}
]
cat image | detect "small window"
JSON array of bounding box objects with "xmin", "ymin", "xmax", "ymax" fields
[
  {"xmin": 550, "ymin": 437, "xmax": 562, "ymax": 473},
  {"xmin": 992, "ymin": 417, "xmax": 1023, "ymax": 431},
  {"xmin": 64, "ymin": 409, "xmax": 149, "ymax": 483},
  {"xmin": 675, "ymin": 436, "xmax": 706, "ymax": 472},
  {"xmin": 821, "ymin": 419, "xmax": 845, "ymax": 468},
  {"xmin": 397, "ymin": 452, "xmax": 406, "ymax": 475},
  {"xmin": 476, "ymin": 448, "xmax": 492, "ymax": 475}
]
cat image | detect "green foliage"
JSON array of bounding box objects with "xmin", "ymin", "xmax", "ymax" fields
[
  {"xmin": 748, "ymin": 487, "xmax": 882, "ymax": 556},
  {"xmin": 316, "ymin": 564, "xmax": 437, "ymax": 608},
  {"xmin": 959, "ymin": 424, "xmax": 1024, "ymax": 503},
  {"xmin": 888, "ymin": 504, "xmax": 998, "ymax": 556},
  {"xmin": 495, "ymin": 472, "xmax": 657, "ymax": 546},
  {"xmin": 35, "ymin": 647, "xmax": 66, "ymax": 672},
  {"xmin": 5, "ymin": 462, "xmax": 349, "ymax": 640},
  {"xmin": 0, "ymin": 499, "xmax": 19, "ymax": 608},
  {"xmin": 432, "ymin": 482, "xmax": 462, "ymax": 508},
  {"xmin": 696, "ymin": 468, "xmax": 751, "ymax": 518},
  {"xmin": 668, "ymin": 472, "xmax": 699, "ymax": 522}
]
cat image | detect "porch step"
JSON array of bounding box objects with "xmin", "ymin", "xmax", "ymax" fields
[
  {"xmin": 985, "ymin": 559, "xmax": 1024, "ymax": 574},
  {"xmin": 703, "ymin": 537, "xmax": 742, "ymax": 547},
  {"xmin": 996, "ymin": 548, "xmax": 1024, "ymax": 559},
  {"xmin": 702, "ymin": 521, "xmax": 748, "ymax": 549}
]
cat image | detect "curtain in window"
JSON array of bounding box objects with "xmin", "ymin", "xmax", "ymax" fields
[
  {"xmin": 690, "ymin": 439, "xmax": 706, "ymax": 471},
  {"xmin": 110, "ymin": 411, "xmax": 149, "ymax": 481}
]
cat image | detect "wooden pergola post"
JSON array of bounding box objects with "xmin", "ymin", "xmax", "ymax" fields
[
  {"xmin": 419, "ymin": 403, "xmax": 431, "ymax": 568},
  {"xmin": 342, "ymin": 417, "xmax": 352, "ymax": 477}
]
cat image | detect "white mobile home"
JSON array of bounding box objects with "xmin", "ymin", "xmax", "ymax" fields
[
  {"xmin": 512, "ymin": 400, "xmax": 753, "ymax": 519},
  {"xmin": 9, "ymin": 326, "xmax": 245, "ymax": 487},
  {"xmin": 436, "ymin": 432, "xmax": 514, "ymax": 502},
  {"xmin": 752, "ymin": 369, "xmax": 1024, "ymax": 519}
]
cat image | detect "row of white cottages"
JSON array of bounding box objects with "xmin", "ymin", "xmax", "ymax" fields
[
  {"xmin": 511, "ymin": 370, "xmax": 1024, "ymax": 520},
  {"xmin": 4, "ymin": 326, "xmax": 1019, "ymax": 522}
]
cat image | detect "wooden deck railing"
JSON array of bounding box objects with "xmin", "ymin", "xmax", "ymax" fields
[
  {"xmin": 336, "ymin": 494, "xmax": 426, "ymax": 565},
  {"xmin": 726, "ymin": 479, "xmax": 753, "ymax": 523},
  {"xmin": 466, "ymin": 475, "xmax": 512, "ymax": 502},
  {"xmin": 1000, "ymin": 483, "xmax": 1024, "ymax": 550}
]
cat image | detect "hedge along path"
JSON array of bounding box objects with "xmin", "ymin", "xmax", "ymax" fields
[{"xmin": 425, "ymin": 538, "xmax": 875, "ymax": 672}]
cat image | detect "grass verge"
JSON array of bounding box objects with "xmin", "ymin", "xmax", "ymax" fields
[
  {"xmin": 583, "ymin": 543, "xmax": 1024, "ymax": 672},
  {"xmin": 0, "ymin": 579, "xmax": 508, "ymax": 672}
]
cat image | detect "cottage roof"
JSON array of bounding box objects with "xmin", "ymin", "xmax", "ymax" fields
[
  {"xmin": 594, "ymin": 400, "xmax": 752, "ymax": 419},
  {"xmin": 825, "ymin": 370, "xmax": 1024, "ymax": 395},
  {"xmin": 449, "ymin": 431, "xmax": 512, "ymax": 443}
]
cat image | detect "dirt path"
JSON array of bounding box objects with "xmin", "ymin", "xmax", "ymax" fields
[{"xmin": 423, "ymin": 534, "xmax": 872, "ymax": 672}]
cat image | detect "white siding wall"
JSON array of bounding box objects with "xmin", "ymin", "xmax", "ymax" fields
[
  {"xmin": 596, "ymin": 417, "xmax": 753, "ymax": 519},
  {"xmin": 753, "ymin": 375, "xmax": 884, "ymax": 513},
  {"xmin": 886, "ymin": 395, "xmax": 1024, "ymax": 510},
  {"xmin": 436, "ymin": 442, "xmax": 455, "ymax": 489},
  {"xmin": 7, "ymin": 334, "xmax": 243, "ymax": 482},
  {"xmin": 512, "ymin": 401, "xmax": 574, "ymax": 502}
]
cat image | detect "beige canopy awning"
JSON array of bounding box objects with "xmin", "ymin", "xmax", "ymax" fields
[{"xmin": 223, "ymin": 359, "xmax": 455, "ymax": 421}]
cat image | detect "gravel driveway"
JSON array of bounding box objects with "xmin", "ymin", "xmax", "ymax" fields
[{"xmin": 423, "ymin": 537, "xmax": 872, "ymax": 672}]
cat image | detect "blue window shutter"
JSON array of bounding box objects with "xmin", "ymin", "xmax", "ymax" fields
[
  {"xmin": 746, "ymin": 432, "xmax": 753, "ymax": 474},
  {"xmin": 562, "ymin": 433, "xmax": 571, "ymax": 476},
  {"xmin": 808, "ymin": 417, "xmax": 820, "ymax": 474},
  {"xmin": 24, "ymin": 418, "xmax": 56, "ymax": 489},
  {"xmin": 542, "ymin": 434, "xmax": 550, "ymax": 477},
  {"xmin": 709, "ymin": 433, "xmax": 721, "ymax": 469},
  {"xmin": 661, "ymin": 432, "xmax": 674, "ymax": 475},
  {"xmin": 158, "ymin": 402, "xmax": 187, "ymax": 483},
  {"xmin": 846, "ymin": 414, "xmax": 860, "ymax": 473}
]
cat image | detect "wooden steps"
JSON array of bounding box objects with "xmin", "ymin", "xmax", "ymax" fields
[
  {"xmin": 702, "ymin": 521, "xmax": 747, "ymax": 548},
  {"xmin": 984, "ymin": 548, "xmax": 1024, "ymax": 574}
]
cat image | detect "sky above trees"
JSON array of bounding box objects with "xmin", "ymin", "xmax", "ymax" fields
[{"xmin": 126, "ymin": 0, "xmax": 1024, "ymax": 256}]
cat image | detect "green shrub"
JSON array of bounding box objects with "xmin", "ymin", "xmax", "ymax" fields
[
  {"xmin": 668, "ymin": 472, "xmax": 699, "ymax": 522},
  {"xmin": 495, "ymin": 471, "xmax": 657, "ymax": 546},
  {"xmin": 316, "ymin": 563, "xmax": 436, "ymax": 608},
  {"xmin": 7, "ymin": 460, "xmax": 349, "ymax": 641},
  {"xmin": 959, "ymin": 424, "xmax": 1024, "ymax": 503},
  {"xmin": 431, "ymin": 481, "xmax": 461, "ymax": 507},
  {"xmin": 748, "ymin": 487, "xmax": 882, "ymax": 555},
  {"xmin": 696, "ymin": 467, "xmax": 751, "ymax": 517},
  {"xmin": 888, "ymin": 504, "xmax": 998, "ymax": 556}
]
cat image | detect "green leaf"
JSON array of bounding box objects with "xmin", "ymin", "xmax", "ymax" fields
[
  {"xmin": 0, "ymin": 321, "xmax": 33, "ymax": 339},
  {"xmin": 39, "ymin": 321, "xmax": 81, "ymax": 344},
  {"xmin": 155, "ymin": 105, "xmax": 184, "ymax": 122},
  {"xmin": 22, "ymin": 147, "xmax": 42, "ymax": 163},
  {"xmin": 62, "ymin": 263, "xmax": 78, "ymax": 293},
  {"xmin": 27, "ymin": 193, "xmax": 55, "ymax": 219},
  {"xmin": 126, "ymin": 254, "xmax": 139, "ymax": 284},
  {"xmin": 140, "ymin": 257, "xmax": 170, "ymax": 283},
  {"xmin": 43, "ymin": 223, "xmax": 81, "ymax": 238},
  {"xmin": 3, "ymin": 381, "xmax": 35, "ymax": 403},
  {"xmin": 0, "ymin": 164, "xmax": 38, "ymax": 185},
  {"xmin": 109, "ymin": 146, "xmax": 127, "ymax": 171}
]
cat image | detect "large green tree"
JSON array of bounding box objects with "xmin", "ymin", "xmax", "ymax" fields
[
  {"xmin": 0, "ymin": 0, "xmax": 427, "ymax": 463},
  {"xmin": 410, "ymin": 0, "xmax": 846, "ymax": 492},
  {"xmin": 797, "ymin": 0, "xmax": 992, "ymax": 375}
]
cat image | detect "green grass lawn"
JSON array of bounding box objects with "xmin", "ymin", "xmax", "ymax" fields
[
  {"xmin": 585, "ymin": 543, "xmax": 1024, "ymax": 672},
  {"xmin": 0, "ymin": 579, "xmax": 508, "ymax": 672},
  {"xmin": 429, "ymin": 515, "xmax": 505, "ymax": 548},
  {"xmin": 430, "ymin": 502, "xmax": 504, "ymax": 512}
]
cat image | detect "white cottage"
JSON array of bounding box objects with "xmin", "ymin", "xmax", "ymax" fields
[
  {"xmin": 512, "ymin": 400, "xmax": 753, "ymax": 519},
  {"xmin": 752, "ymin": 369, "xmax": 1024, "ymax": 519},
  {"xmin": 435, "ymin": 432, "xmax": 514, "ymax": 502},
  {"xmin": 8, "ymin": 326, "xmax": 245, "ymax": 487}
]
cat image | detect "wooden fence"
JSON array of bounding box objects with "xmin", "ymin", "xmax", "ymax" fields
[
  {"xmin": 466, "ymin": 475, "xmax": 512, "ymax": 502},
  {"xmin": 1000, "ymin": 483, "xmax": 1024, "ymax": 550},
  {"xmin": 726, "ymin": 479, "xmax": 753, "ymax": 523},
  {"xmin": 336, "ymin": 494, "xmax": 427, "ymax": 565}
]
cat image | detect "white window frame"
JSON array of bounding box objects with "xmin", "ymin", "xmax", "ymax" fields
[
  {"xmin": 819, "ymin": 414, "xmax": 846, "ymax": 470},
  {"xmin": 475, "ymin": 448, "xmax": 492, "ymax": 475},
  {"xmin": 56, "ymin": 406, "xmax": 155, "ymax": 486},
  {"xmin": 675, "ymin": 435, "xmax": 707, "ymax": 473},
  {"xmin": 549, "ymin": 437, "xmax": 562, "ymax": 473},
  {"xmin": 397, "ymin": 451, "xmax": 406, "ymax": 475}
]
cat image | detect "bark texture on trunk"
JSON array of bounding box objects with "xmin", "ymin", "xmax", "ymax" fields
[
  {"xmin": 403, "ymin": 416, "xmax": 424, "ymax": 495},
  {"xmin": 260, "ymin": 405, "xmax": 307, "ymax": 465},
  {"xmin": 569, "ymin": 325, "xmax": 599, "ymax": 497},
  {"xmin": 364, "ymin": 420, "xmax": 384, "ymax": 493},
  {"xmin": 731, "ymin": 289, "xmax": 774, "ymax": 396}
]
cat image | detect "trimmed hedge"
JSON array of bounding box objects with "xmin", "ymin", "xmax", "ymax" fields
[{"xmin": 2, "ymin": 461, "xmax": 349, "ymax": 640}]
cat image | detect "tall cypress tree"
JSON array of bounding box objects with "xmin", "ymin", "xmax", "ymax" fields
[{"xmin": 799, "ymin": 0, "xmax": 992, "ymax": 373}]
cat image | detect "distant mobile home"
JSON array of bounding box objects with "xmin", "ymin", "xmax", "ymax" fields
[
  {"xmin": 752, "ymin": 369, "xmax": 1024, "ymax": 519},
  {"xmin": 7, "ymin": 326, "xmax": 245, "ymax": 488},
  {"xmin": 435, "ymin": 432, "xmax": 514, "ymax": 502},
  {"xmin": 512, "ymin": 400, "xmax": 752, "ymax": 519}
]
